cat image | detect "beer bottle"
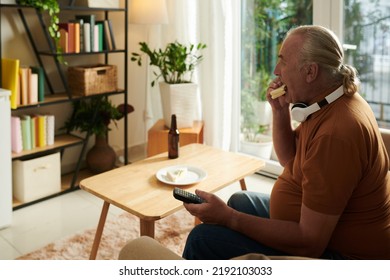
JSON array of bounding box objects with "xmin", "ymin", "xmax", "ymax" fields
[{"xmin": 168, "ymin": 114, "xmax": 179, "ymax": 159}]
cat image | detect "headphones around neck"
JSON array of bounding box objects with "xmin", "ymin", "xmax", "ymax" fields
[{"xmin": 291, "ymin": 85, "xmax": 344, "ymax": 122}]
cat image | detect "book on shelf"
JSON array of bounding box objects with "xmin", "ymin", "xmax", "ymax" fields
[
  {"xmin": 68, "ymin": 22, "xmax": 76, "ymax": 53},
  {"xmin": 71, "ymin": 21, "xmax": 81, "ymax": 53},
  {"xmin": 2, "ymin": 62, "xmax": 43, "ymax": 108},
  {"xmin": 19, "ymin": 65, "xmax": 42, "ymax": 106},
  {"xmin": 58, "ymin": 22, "xmax": 75, "ymax": 53},
  {"xmin": 11, "ymin": 116, "xmax": 23, "ymax": 153},
  {"xmin": 10, "ymin": 114, "xmax": 55, "ymax": 153},
  {"xmin": 101, "ymin": 20, "xmax": 112, "ymax": 50},
  {"xmin": 75, "ymin": 14, "xmax": 95, "ymax": 52},
  {"xmin": 36, "ymin": 114, "xmax": 47, "ymax": 148},
  {"xmin": 97, "ymin": 19, "xmax": 116, "ymax": 51},
  {"xmin": 71, "ymin": 19, "xmax": 83, "ymax": 53},
  {"xmin": 83, "ymin": 22, "xmax": 91, "ymax": 52},
  {"xmin": 19, "ymin": 66, "xmax": 30, "ymax": 106},
  {"xmin": 93, "ymin": 24, "xmax": 99, "ymax": 52},
  {"xmin": 20, "ymin": 115, "xmax": 32, "ymax": 151},
  {"xmin": 31, "ymin": 66, "xmax": 45, "ymax": 102},
  {"xmin": 30, "ymin": 115, "xmax": 36, "ymax": 149},
  {"xmin": 106, "ymin": 19, "xmax": 116, "ymax": 50},
  {"xmin": 28, "ymin": 72, "xmax": 38, "ymax": 104},
  {"xmin": 59, "ymin": 16, "xmax": 117, "ymax": 53},
  {"xmin": 96, "ymin": 21, "xmax": 104, "ymax": 52},
  {"xmin": 46, "ymin": 114, "xmax": 55, "ymax": 146},
  {"xmin": 1, "ymin": 58, "xmax": 20, "ymax": 109},
  {"xmin": 59, "ymin": 25, "xmax": 69, "ymax": 53}
]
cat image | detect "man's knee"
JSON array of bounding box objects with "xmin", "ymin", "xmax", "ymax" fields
[
  {"xmin": 227, "ymin": 191, "xmax": 270, "ymax": 217},
  {"xmin": 227, "ymin": 191, "xmax": 248, "ymax": 208}
]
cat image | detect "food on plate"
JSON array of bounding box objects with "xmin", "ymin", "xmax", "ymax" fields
[
  {"xmin": 270, "ymin": 85, "xmax": 286, "ymax": 99},
  {"xmin": 166, "ymin": 167, "xmax": 188, "ymax": 182}
]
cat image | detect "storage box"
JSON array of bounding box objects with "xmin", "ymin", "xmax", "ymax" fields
[
  {"xmin": 77, "ymin": 0, "xmax": 119, "ymax": 8},
  {"xmin": 12, "ymin": 153, "xmax": 61, "ymax": 203},
  {"xmin": 68, "ymin": 64, "xmax": 117, "ymax": 96}
]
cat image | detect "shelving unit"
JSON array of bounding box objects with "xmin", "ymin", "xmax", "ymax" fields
[{"xmin": 0, "ymin": 2, "xmax": 129, "ymax": 210}]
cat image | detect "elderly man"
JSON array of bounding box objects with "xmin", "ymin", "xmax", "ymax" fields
[{"xmin": 182, "ymin": 25, "xmax": 390, "ymax": 260}]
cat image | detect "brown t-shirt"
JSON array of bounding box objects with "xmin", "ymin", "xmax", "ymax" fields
[{"xmin": 270, "ymin": 93, "xmax": 390, "ymax": 259}]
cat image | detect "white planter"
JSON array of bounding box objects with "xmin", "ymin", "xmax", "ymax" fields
[
  {"xmin": 240, "ymin": 135, "xmax": 273, "ymax": 159},
  {"xmin": 256, "ymin": 101, "xmax": 272, "ymax": 125},
  {"xmin": 159, "ymin": 82, "xmax": 198, "ymax": 128}
]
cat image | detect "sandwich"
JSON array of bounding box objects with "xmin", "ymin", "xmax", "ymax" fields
[{"xmin": 270, "ymin": 85, "xmax": 286, "ymax": 99}]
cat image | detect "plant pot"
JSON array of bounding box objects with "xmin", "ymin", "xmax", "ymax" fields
[
  {"xmin": 86, "ymin": 135, "xmax": 116, "ymax": 174},
  {"xmin": 159, "ymin": 82, "xmax": 198, "ymax": 128},
  {"xmin": 240, "ymin": 134, "xmax": 273, "ymax": 159},
  {"xmin": 255, "ymin": 100, "xmax": 272, "ymax": 126}
]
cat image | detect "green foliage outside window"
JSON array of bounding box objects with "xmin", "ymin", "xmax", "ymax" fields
[{"xmin": 241, "ymin": 0, "xmax": 312, "ymax": 139}]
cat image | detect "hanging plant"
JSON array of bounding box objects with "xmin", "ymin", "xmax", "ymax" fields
[{"xmin": 17, "ymin": 0, "xmax": 65, "ymax": 63}]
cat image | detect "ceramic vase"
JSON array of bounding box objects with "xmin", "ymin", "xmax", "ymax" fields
[{"xmin": 86, "ymin": 135, "xmax": 116, "ymax": 174}]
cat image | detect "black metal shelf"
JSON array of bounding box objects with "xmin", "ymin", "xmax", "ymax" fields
[
  {"xmin": 1, "ymin": 1, "xmax": 129, "ymax": 210},
  {"xmin": 11, "ymin": 134, "xmax": 84, "ymax": 161},
  {"xmin": 11, "ymin": 90, "xmax": 126, "ymax": 110},
  {"xmin": 0, "ymin": 3, "xmax": 125, "ymax": 12},
  {"xmin": 38, "ymin": 49, "xmax": 126, "ymax": 56}
]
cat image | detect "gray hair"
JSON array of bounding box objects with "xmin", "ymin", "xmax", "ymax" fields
[{"xmin": 287, "ymin": 25, "xmax": 360, "ymax": 96}]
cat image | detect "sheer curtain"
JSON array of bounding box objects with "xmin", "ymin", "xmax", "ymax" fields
[{"xmin": 146, "ymin": 0, "xmax": 241, "ymax": 151}]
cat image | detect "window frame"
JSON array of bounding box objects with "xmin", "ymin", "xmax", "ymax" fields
[{"xmin": 238, "ymin": 0, "xmax": 344, "ymax": 177}]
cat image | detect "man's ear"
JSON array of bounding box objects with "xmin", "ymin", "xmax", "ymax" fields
[{"xmin": 304, "ymin": 63, "xmax": 319, "ymax": 82}]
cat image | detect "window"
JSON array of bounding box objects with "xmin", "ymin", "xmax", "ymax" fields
[
  {"xmin": 240, "ymin": 0, "xmax": 390, "ymax": 177},
  {"xmin": 343, "ymin": 0, "xmax": 390, "ymax": 127},
  {"xmin": 240, "ymin": 0, "xmax": 313, "ymax": 176}
]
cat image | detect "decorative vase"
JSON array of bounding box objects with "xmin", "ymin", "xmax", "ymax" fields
[
  {"xmin": 159, "ymin": 82, "xmax": 199, "ymax": 129},
  {"xmin": 86, "ymin": 135, "xmax": 116, "ymax": 174}
]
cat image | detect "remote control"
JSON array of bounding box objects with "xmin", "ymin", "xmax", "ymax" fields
[{"xmin": 173, "ymin": 187, "xmax": 204, "ymax": 204}]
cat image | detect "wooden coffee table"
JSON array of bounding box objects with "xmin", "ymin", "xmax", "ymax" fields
[{"xmin": 80, "ymin": 144, "xmax": 264, "ymax": 259}]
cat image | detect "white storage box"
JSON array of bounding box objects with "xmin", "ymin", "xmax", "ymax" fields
[
  {"xmin": 77, "ymin": 0, "xmax": 119, "ymax": 8},
  {"xmin": 13, "ymin": 153, "xmax": 61, "ymax": 203}
]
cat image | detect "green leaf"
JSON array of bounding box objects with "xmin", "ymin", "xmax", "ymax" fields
[{"xmin": 130, "ymin": 41, "xmax": 206, "ymax": 87}]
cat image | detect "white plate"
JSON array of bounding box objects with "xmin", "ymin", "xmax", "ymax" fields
[{"xmin": 156, "ymin": 165, "xmax": 207, "ymax": 185}]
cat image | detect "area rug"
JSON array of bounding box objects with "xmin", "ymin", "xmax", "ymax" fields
[{"xmin": 17, "ymin": 209, "xmax": 194, "ymax": 260}]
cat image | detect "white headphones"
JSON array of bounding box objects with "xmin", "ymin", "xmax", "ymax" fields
[{"xmin": 291, "ymin": 85, "xmax": 344, "ymax": 122}]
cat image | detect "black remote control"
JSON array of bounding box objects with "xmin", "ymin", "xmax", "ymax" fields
[{"xmin": 173, "ymin": 187, "xmax": 204, "ymax": 204}]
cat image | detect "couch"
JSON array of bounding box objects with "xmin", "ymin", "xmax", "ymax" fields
[{"xmin": 118, "ymin": 128, "xmax": 390, "ymax": 260}]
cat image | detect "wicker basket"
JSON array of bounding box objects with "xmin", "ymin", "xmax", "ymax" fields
[{"xmin": 68, "ymin": 64, "xmax": 117, "ymax": 96}]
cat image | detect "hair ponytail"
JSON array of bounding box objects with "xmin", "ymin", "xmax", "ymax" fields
[
  {"xmin": 287, "ymin": 25, "xmax": 360, "ymax": 96},
  {"xmin": 339, "ymin": 64, "xmax": 360, "ymax": 96}
]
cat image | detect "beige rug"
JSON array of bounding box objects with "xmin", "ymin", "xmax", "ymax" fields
[{"xmin": 17, "ymin": 209, "xmax": 194, "ymax": 260}]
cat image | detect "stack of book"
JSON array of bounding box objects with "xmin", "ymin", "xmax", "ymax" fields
[
  {"xmin": 11, "ymin": 114, "xmax": 55, "ymax": 153},
  {"xmin": 1, "ymin": 58, "xmax": 45, "ymax": 109},
  {"xmin": 58, "ymin": 15, "xmax": 116, "ymax": 53}
]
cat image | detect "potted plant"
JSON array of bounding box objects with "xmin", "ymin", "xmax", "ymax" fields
[
  {"xmin": 131, "ymin": 41, "xmax": 206, "ymax": 128},
  {"xmin": 64, "ymin": 96, "xmax": 134, "ymax": 174}
]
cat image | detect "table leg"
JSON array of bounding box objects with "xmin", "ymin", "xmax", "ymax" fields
[
  {"xmin": 140, "ymin": 219, "xmax": 155, "ymax": 238},
  {"xmin": 239, "ymin": 178, "xmax": 247, "ymax": 190},
  {"xmin": 89, "ymin": 201, "xmax": 110, "ymax": 260}
]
